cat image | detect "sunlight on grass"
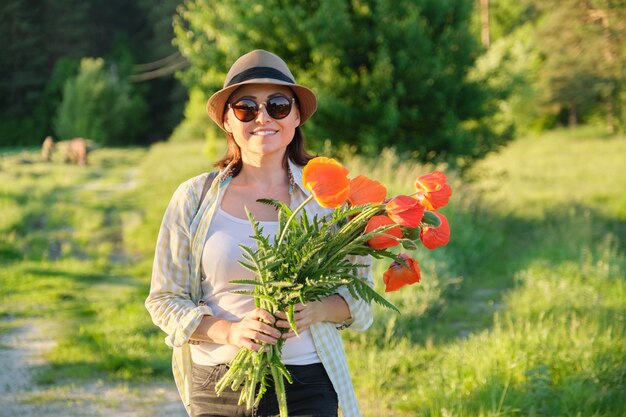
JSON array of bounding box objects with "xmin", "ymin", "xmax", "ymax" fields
[
  {"xmin": 1, "ymin": 127, "xmax": 624, "ymax": 416},
  {"xmin": 467, "ymin": 127, "xmax": 626, "ymax": 219},
  {"xmin": 349, "ymin": 238, "xmax": 625, "ymax": 417},
  {"xmin": 344, "ymin": 127, "xmax": 626, "ymax": 416}
]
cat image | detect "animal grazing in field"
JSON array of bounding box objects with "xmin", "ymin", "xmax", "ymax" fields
[
  {"xmin": 64, "ymin": 138, "xmax": 89, "ymax": 166},
  {"xmin": 42, "ymin": 136, "xmax": 54, "ymax": 161},
  {"xmin": 41, "ymin": 136, "xmax": 96, "ymax": 166}
]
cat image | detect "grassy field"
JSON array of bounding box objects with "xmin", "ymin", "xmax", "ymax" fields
[{"xmin": 0, "ymin": 126, "xmax": 624, "ymax": 416}]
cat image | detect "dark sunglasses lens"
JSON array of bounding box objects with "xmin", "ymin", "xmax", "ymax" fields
[
  {"xmin": 266, "ymin": 96, "xmax": 292, "ymax": 119},
  {"xmin": 232, "ymin": 99, "xmax": 258, "ymax": 122}
]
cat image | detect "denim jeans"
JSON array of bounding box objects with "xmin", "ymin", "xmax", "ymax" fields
[{"xmin": 190, "ymin": 362, "xmax": 338, "ymax": 417}]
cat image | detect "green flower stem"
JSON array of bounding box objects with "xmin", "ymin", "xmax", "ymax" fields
[
  {"xmin": 271, "ymin": 363, "xmax": 288, "ymax": 417},
  {"xmin": 277, "ymin": 195, "xmax": 314, "ymax": 246}
]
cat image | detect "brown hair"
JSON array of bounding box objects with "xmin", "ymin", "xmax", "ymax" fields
[{"xmin": 214, "ymin": 126, "xmax": 314, "ymax": 177}]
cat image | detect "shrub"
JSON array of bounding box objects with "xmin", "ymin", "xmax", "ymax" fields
[{"xmin": 54, "ymin": 57, "xmax": 147, "ymax": 145}]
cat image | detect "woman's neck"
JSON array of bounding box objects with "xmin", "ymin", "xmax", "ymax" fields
[{"xmin": 238, "ymin": 153, "xmax": 289, "ymax": 188}]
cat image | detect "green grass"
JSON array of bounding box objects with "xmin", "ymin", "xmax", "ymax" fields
[
  {"xmin": 345, "ymin": 126, "xmax": 626, "ymax": 416},
  {"xmin": 0, "ymin": 148, "xmax": 171, "ymax": 382},
  {"xmin": 0, "ymin": 126, "xmax": 624, "ymax": 415}
]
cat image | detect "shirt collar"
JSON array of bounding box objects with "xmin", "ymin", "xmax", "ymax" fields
[{"xmin": 287, "ymin": 158, "xmax": 310, "ymax": 197}]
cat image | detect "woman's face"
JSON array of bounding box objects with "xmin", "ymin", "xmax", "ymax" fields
[{"xmin": 223, "ymin": 84, "xmax": 300, "ymax": 163}]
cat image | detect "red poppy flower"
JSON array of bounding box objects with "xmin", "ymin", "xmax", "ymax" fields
[
  {"xmin": 385, "ymin": 195, "xmax": 426, "ymax": 228},
  {"xmin": 383, "ymin": 253, "xmax": 421, "ymax": 292},
  {"xmin": 415, "ymin": 170, "xmax": 452, "ymax": 210},
  {"xmin": 420, "ymin": 212, "xmax": 450, "ymax": 249},
  {"xmin": 348, "ymin": 175, "xmax": 387, "ymax": 206},
  {"xmin": 364, "ymin": 215, "xmax": 402, "ymax": 250},
  {"xmin": 302, "ymin": 157, "xmax": 350, "ymax": 208}
]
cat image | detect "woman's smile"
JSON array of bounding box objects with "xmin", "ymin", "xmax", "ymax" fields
[{"xmin": 251, "ymin": 128, "xmax": 279, "ymax": 137}]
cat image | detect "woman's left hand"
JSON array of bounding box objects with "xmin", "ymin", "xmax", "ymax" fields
[{"xmin": 274, "ymin": 301, "xmax": 326, "ymax": 338}]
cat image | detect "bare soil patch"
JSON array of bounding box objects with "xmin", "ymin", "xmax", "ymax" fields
[{"xmin": 0, "ymin": 319, "xmax": 186, "ymax": 417}]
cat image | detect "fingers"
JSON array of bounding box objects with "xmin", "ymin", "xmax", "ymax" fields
[
  {"xmin": 275, "ymin": 316, "xmax": 312, "ymax": 337},
  {"xmin": 245, "ymin": 328, "xmax": 279, "ymax": 345},
  {"xmin": 233, "ymin": 303, "xmax": 322, "ymax": 346},
  {"xmin": 231, "ymin": 308, "xmax": 282, "ymax": 350},
  {"xmin": 274, "ymin": 302, "xmax": 316, "ymax": 330},
  {"xmin": 244, "ymin": 309, "xmax": 281, "ymax": 339},
  {"xmin": 250, "ymin": 308, "xmax": 276, "ymax": 325},
  {"xmin": 274, "ymin": 319, "xmax": 290, "ymax": 328},
  {"xmin": 274, "ymin": 303, "xmax": 306, "ymax": 321},
  {"xmin": 242, "ymin": 339, "xmax": 271, "ymax": 352},
  {"xmin": 281, "ymin": 330, "xmax": 298, "ymax": 339},
  {"xmin": 274, "ymin": 303, "xmax": 306, "ymax": 318}
]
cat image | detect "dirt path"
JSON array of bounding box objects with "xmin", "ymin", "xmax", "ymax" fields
[
  {"xmin": 0, "ymin": 153, "xmax": 189, "ymax": 416},
  {"xmin": 0, "ymin": 319, "xmax": 186, "ymax": 417}
]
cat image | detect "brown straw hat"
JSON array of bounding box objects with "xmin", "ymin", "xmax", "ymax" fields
[{"xmin": 206, "ymin": 50, "xmax": 317, "ymax": 130}]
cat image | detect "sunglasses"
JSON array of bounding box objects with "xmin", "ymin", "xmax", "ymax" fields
[{"xmin": 227, "ymin": 95, "xmax": 296, "ymax": 122}]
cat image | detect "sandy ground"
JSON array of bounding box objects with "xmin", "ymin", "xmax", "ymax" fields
[{"xmin": 0, "ymin": 319, "xmax": 187, "ymax": 417}]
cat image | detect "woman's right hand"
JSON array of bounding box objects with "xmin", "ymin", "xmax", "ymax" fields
[{"xmin": 227, "ymin": 308, "xmax": 282, "ymax": 351}]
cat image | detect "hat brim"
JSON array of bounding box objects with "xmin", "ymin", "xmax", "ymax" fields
[{"xmin": 206, "ymin": 79, "xmax": 317, "ymax": 131}]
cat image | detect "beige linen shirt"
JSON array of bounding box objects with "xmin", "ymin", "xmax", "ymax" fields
[{"xmin": 145, "ymin": 159, "xmax": 373, "ymax": 417}]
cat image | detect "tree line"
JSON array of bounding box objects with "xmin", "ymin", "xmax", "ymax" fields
[
  {"xmin": 482, "ymin": 0, "xmax": 625, "ymax": 134},
  {"xmin": 0, "ymin": 0, "xmax": 184, "ymax": 147},
  {"xmin": 1, "ymin": 0, "xmax": 624, "ymax": 165}
]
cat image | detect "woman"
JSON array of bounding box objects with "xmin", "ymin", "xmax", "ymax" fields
[{"xmin": 146, "ymin": 50, "xmax": 373, "ymax": 417}]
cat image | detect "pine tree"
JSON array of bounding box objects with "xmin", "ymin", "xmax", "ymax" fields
[{"xmin": 174, "ymin": 0, "xmax": 512, "ymax": 164}]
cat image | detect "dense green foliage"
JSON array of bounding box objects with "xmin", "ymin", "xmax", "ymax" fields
[
  {"xmin": 0, "ymin": 0, "xmax": 184, "ymax": 147},
  {"xmin": 480, "ymin": 0, "xmax": 626, "ymax": 132},
  {"xmin": 173, "ymin": 0, "xmax": 513, "ymax": 164},
  {"xmin": 1, "ymin": 128, "xmax": 624, "ymax": 415},
  {"xmin": 55, "ymin": 58, "xmax": 147, "ymax": 145},
  {"xmin": 533, "ymin": 0, "xmax": 626, "ymax": 131},
  {"xmin": 3, "ymin": 1, "xmax": 623, "ymax": 155}
]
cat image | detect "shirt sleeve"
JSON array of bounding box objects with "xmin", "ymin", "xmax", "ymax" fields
[
  {"xmin": 335, "ymin": 254, "xmax": 374, "ymax": 332},
  {"xmin": 144, "ymin": 180, "xmax": 214, "ymax": 348}
]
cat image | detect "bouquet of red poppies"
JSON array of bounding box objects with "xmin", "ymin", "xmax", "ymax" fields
[{"xmin": 215, "ymin": 157, "xmax": 451, "ymax": 416}]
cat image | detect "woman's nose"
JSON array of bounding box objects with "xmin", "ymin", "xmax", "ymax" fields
[{"xmin": 255, "ymin": 103, "xmax": 273, "ymax": 124}]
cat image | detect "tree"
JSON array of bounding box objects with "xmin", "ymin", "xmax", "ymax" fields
[
  {"xmin": 468, "ymin": 26, "xmax": 538, "ymax": 138},
  {"xmin": 0, "ymin": 0, "xmax": 91, "ymax": 146},
  {"xmin": 531, "ymin": 0, "xmax": 625, "ymax": 131},
  {"xmin": 0, "ymin": 0, "xmax": 185, "ymax": 147},
  {"xmin": 173, "ymin": 0, "xmax": 513, "ymax": 165},
  {"xmin": 55, "ymin": 57, "xmax": 147, "ymax": 145}
]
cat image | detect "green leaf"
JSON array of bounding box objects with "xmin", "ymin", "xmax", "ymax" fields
[
  {"xmin": 266, "ymin": 281, "xmax": 296, "ymax": 288},
  {"xmin": 352, "ymin": 279, "xmax": 399, "ymax": 313},
  {"xmin": 229, "ymin": 279, "xmax": 261, "ymax": 286},
  {"xmin": 287, "ymin": 303, "xmax": 299, "ymax": 336},
  {"xmin": 257, "ymin": 198, "xmax": 293, "ymax": 217},
  {"xmin": 231, "ymin": 290, "xmax": 256, "ymax": 296},
  {"xmin": 256, "ymin": 294, "xmax": 279, "ymax": 310},
  {"xmin": 238, "ymin": 260, "xmax": 258, "ymax": 273}
]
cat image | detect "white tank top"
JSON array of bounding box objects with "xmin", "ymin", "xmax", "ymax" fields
[{"xmin": 190, "ymin": 208, "xmax": 320, "ymax": 366}]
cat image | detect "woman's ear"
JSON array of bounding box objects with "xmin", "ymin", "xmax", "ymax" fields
[
  {"xmin": 223, "ymin": 117, "xmax": 233, "ymax": 133},
  {"xmin": 294, "ymin": 107, "xmax": 301, "ymax": 127}
]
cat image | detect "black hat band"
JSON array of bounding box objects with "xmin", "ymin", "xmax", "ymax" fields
[{"xmin": 227, "ymin": 66, "xmax": 295, "ymax": 87}]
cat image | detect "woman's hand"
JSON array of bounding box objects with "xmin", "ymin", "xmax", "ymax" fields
[
  {"xmin": 227, "ymin": 308, "xmax": 282, "ymax": 351},
  {"xmin": 275, "ymin": 295, "xmax": 352, "ymax": 338},
  {"xmin": 274, "ymin": 301, "xmax": 326, "ymax": 339}
]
